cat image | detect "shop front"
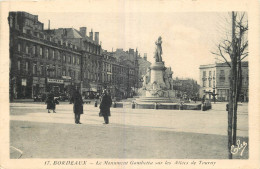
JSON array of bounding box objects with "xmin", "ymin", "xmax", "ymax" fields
[
  {"xmin": 83, "ymin": 83, "xmax": 99, "ymax": 99},
  {"xmin": 32, "ymin": 77, "xmax": 45, "ymax": 97},
  {"xmin": 14, "ymin": 76, "xmax": 32, "ymax": 99},
  {"xmin": 46, "ymin": 78, "xmax": 64, "ymax": 96}
]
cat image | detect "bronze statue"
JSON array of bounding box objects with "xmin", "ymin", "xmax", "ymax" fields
[{"xmin": 154, "ymin": 36, "xmax": 163, "ymax": 62}]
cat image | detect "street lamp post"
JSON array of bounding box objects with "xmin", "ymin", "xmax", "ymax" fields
[{"xmin": 212, "ymin": 87, "xmax": 218, "ymax": 104}]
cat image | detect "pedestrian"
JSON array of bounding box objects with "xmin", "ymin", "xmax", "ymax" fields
[
  {"xmin": 46, "ymin": 89, "xmax": 56, "ymax": 113},
  {"xmin": 70, "ymin": 89, "xmax": 84, "ymax": 124},
  {"xmin": 99, "ymin": 89, "xmax": 112, "ymax": 124},
  {"xmin": 201, "ymin": 95, "xmax": 206, "ymax": 104}
]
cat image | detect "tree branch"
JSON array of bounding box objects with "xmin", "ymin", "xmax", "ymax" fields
[
  {"xmin": 218, "ymin": 45, "xmax": 231, "ymax": 67},
  {"xmin": 239, "ymin": 54, "xmax": 248, "ymax": 61}
]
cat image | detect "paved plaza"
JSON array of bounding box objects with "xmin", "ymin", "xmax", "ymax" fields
[{"xmin": 9, "ymin": 102, "xmax": 248, "ymax": 159}]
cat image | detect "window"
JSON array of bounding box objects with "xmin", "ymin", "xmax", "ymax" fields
[
  {"xmin": 63, "ymin": 69, "xmax": 66, "ymax": 76},
  {"xmin": 209, "ymin": 71, "xmax": 212, "ymax": 77},
  {"xmin": 46, "ymin": 65, "xmax": 49, "ymax": 76},
  {"xmin": 57, "ymin": 51, "xmax": 60, "ymax": 60},
  {"xmin": 32, "ymin": 46, "xmax": 36, "ymax": 55},
  {"xmin": 219, "ymin": 70, "xmax": 225, "ymax": 83},
  {"xmin": 72, "ymin": 56, "xmax": 75, "ymax": 64},
  {"xmin": 33, "ymin": 64, "xmax": 37, "ymax": 75},
  {"xmin": 63, "ymin": 55, "xmax": 66, "ymax": 62},
  {"xmin": 25, "ymin": 62, "xmax": 29, "ymax": 72},
  {"xmin": 46, "ymin": 49, "xmax": 49, "ymax": 59},
  {"xmin": 203, "ymin": 71, "xmax": 206, "ymax": 77},
  {"xmin": 53, "ymin": 65, "xmax": 57, "ymax": 77},
  {"xmin": 18, "ymin": 43, "xmax": 21, "ymax": 52},
  {"xmin": 40, "ymin": 65, "xmax": 43, "ymax": 75},
  {"xmin": 52, "ymin": 50, "xmax": 55, "ymax": 60},
  {"xmin": 77, "ymin": 57, "xmax": 80, "ymax": 65},
  {"xmin": 68, "ymin": 56, "xmax": 71, "ymax": 63},
  {"xmin": 25, "ymin": 45, "xmax": 29, "ymax": 54},
  {"xmin": 17, "ymin": 60, "xmax": 20, "ymax": 71},
  {"xmin": 57, "ymin": 67, "xmax": 61, "ymax": 77},
  {"xmin": 203, "ymin": 79, "xmax": 206, "ymax": 87},
  {"xmin": 40, "ymin": 47, "xmax": 43, "ymax": 56}
]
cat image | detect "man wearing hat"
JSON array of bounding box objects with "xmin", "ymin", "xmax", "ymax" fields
[{"xmin": 99, "ymin": 89, "xmax": 112, "ymax": 124}]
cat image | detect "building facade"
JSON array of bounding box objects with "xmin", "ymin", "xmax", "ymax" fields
[
  {"xmin": 9, "ymin": 12, "xmax": 82, "ymax": 99},
  {"xmin": 199, "ymin": 62, "xmax": 248, "ymax": 102},
  {"xmin": 9, "ymin": 11, "xmax": 141, "ymax": 100},
  {"xmin": 109, "ymin": 48, "xmax": 139, "ymax": 98}
]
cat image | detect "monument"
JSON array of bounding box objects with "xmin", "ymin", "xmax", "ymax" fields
[
  {"xmin": 120, "ymin": 36, "xmax": 202, "ymax": 110},
  {"xmin": 136, "ymin": 36, "xmax": 176, "ymax": 103},
  {"xmin": 117, "ymin": 37, "xmax": 202, "ymax": 110}
]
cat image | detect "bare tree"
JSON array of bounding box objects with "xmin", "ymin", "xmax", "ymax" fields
[{"xmin": 212, "ymin": 12, "xmax": 248, "ymax": 159}]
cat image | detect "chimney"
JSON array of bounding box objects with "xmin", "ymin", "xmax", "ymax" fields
[
  {"xmin": 89, "ymin": 29, "xmax": 93, "ymax": 40},
  {"xmin": 48, "ymin": 20, "xmax": 50, "ymax": 30},
  {"xmin": 79, "ymin": 27, "xmax": 87, "ymax": 37},
  {"xmin": 94, "ymin": 32, "xmax": 99, "ymax": 44},
  {"xmin": 144, "ymin": 53, "xmax": 147, "ymax": 61}
]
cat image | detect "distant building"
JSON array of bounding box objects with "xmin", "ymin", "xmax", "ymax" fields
[
  {"xmin": 172, "ymin": 78, "xmax": 200, "ymax": 99},
  {"xmin": 137, "ymin": 53, "xmax": 151, "ymax": 88},
  {"xmin": 199, "ymin": 62, "xmax": 248, "ymax": 102},
  {"xmin": 45, "ymin": 27, "xmax": 103, "ymax": 96},
  {"xmin": 109, "ymin": 48, "xmax": 139, "ymax": 98}
]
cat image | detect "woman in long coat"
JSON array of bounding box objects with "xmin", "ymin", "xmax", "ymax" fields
[
  {"xmin": 99, "ymin": 90, "xmax": 112, "ymax": 124},
  {"xmin": 46, "ymin": 91, "xmax": 56, "ymax": 113},
  {"xmin": 70, "ymin": 90, "xmax": 84, "ymax": 124}
]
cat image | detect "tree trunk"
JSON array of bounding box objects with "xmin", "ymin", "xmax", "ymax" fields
[{"xmin": 227, "ymin": 11, "xmax": 236, "ymax": 159}]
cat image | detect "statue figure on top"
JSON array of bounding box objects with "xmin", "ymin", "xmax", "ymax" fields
[{"xmin": 154, "ymin": 36, "xmax": 163, "ymax": 62}]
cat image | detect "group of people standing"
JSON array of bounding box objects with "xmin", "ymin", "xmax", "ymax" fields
[{"xmin": 45, "ymin": 89, "xmax": 112, "ymax": 125}]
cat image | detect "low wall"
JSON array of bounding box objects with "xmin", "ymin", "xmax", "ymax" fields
[{"xmin": 113, "ymin": 102, "xmax": 202, "ymax": 110}]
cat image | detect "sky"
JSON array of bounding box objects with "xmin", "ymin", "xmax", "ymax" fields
[{"xmin": 32, "ymin": 11, "xmax": 232, "ymax": 81}]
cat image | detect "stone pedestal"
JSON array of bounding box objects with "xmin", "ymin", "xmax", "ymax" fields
[
  {"xmin": 145, "ymin": 62, "xmax": 167, "ymax": 97},
  {"xmin": 150, "ymin": 62, "xmax": 166, "ymax": 85}
]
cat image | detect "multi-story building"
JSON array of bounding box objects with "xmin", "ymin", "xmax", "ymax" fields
[
  {"xmin": 109, "ymin": 48, "xmax": 139, "ymax": 98},
  {"xmin": 45, "ymin": 27, "xmax": 103, "ymax": 98},
  {"xmin": 8, "ymin": 11, "xmax": 141, "ymax": 100},
  {"xmin": 8, "ymin": 12, "xmax": 82, "ymax": 99},
  {"xmin": 199, "ymin": 62, "xmax": 248, "ymax": 101}
]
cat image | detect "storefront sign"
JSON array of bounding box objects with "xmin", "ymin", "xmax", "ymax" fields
[
  {"xmin": 22, "ymin": 79, "xmax": 27, "ymax": 86},
  {"xmin": 47, "ymin": 78, "xmax": 64, "ymax": 84},
  {"xmin": 62, "ymin": 76, "xmax": 71, "ymax": 80}
]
